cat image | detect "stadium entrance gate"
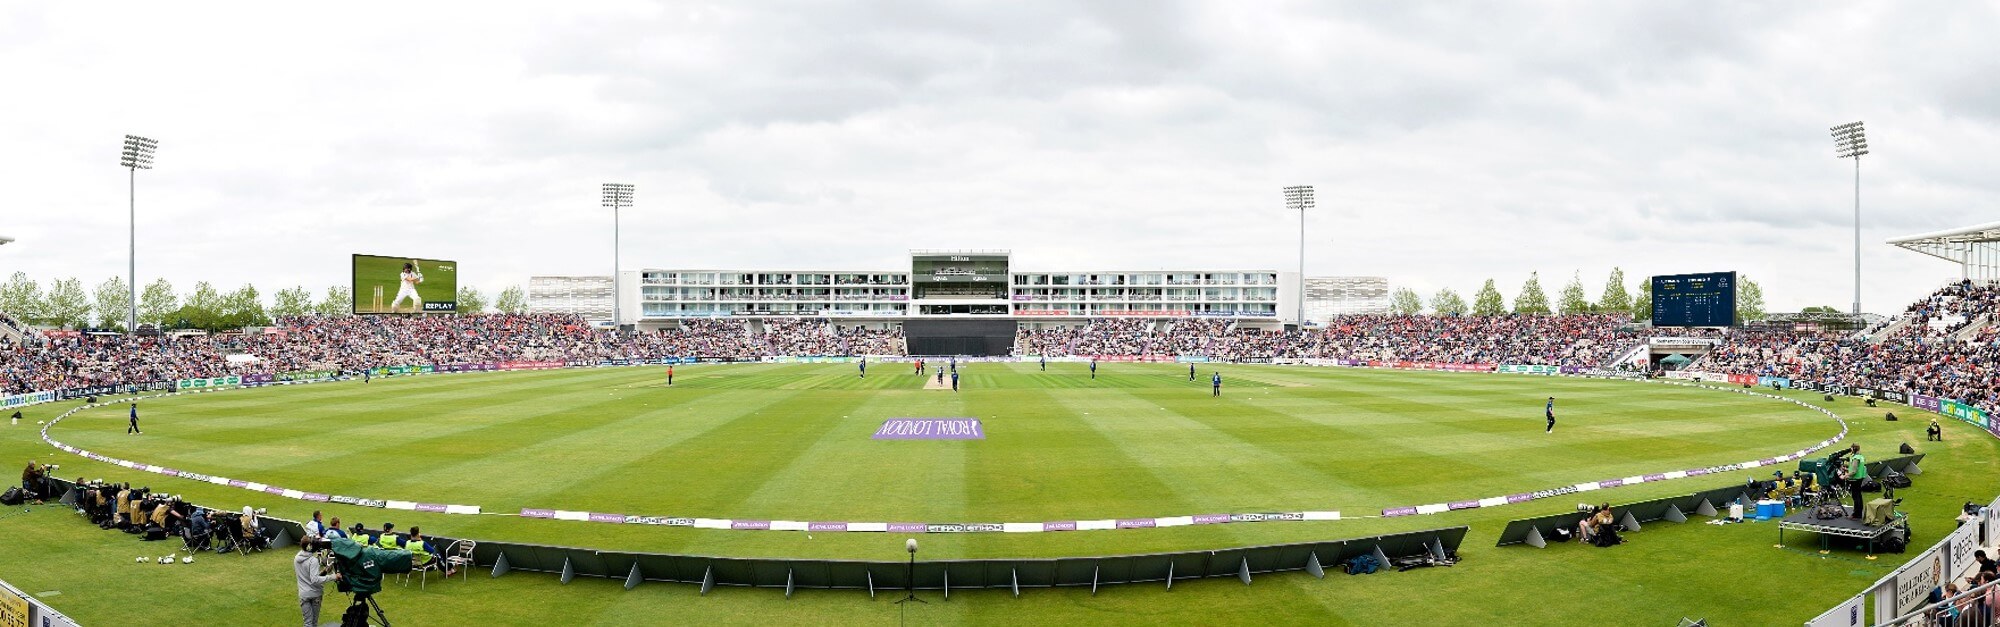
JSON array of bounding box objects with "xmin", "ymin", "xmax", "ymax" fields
[{"xmin": 903, "ymin": 319, "xmax": 1016, "ymax": 356}]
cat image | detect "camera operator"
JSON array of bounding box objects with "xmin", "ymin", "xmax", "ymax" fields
[
  {"xmin": 19, "ymin": 460, "xmax": 49, "ymax": 502},
  {"xmin": 295, "ymin": 537, "xmax": 341, "ymax": 627}
]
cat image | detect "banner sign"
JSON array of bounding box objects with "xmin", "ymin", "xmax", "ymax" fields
[
  {"xmin": 1894, "ymin": 549, "xmax": 1947, "ymax": 616},
  {"xmin": 872, "ymin": 418, "xmax": 985, "ymax": 440},
  {"xmin": 1096, "ymin": 310, "xmax": 1191, "ymax": 317},
  {"xmin": 1498, "ymin": 364, "xmax": 1559, "ymax": 375},
  {"xmin": 369, "ymin": 365, "xmax": 436, "ymax": 376},
  {"xmin": 0, "ymin": 391, "xmax": 57, "ymax": 409},
  {"xmin": 175, "ymin": 376, "xmax": 242, "ymax": 390},
  {"xmin": 279, "ymin": 370, "xmax": 339, "ymax": 382},
  {"xmin": 1912, "ymin": 395, "xmax": 1941, "ymax": 412},
  {"xmin": 60, "ymin": 384, "xmax": 131, "ymax": 399},
  {"xmin": 0, "ymin": 584, "xmax": 25, "ymax": 627},
  {"xmin": 1940, "ymin": 400, "xmax": 1990, "ymax": 430}
]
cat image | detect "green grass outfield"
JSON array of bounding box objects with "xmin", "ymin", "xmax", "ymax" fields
[{"xmin": 2, "ymin": 363, "xmax": 1992, "ymax": 625}]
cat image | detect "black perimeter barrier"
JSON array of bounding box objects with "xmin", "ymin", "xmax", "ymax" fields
[
  {"xmin": 1495, "ymin": 454, "xmax": 1925, "ymax": 548},
  {"xmin": 902, "ymin": 319, "xmax": 1017, "ymax": 357},
  {"xmin": 42, "ymin": 478, "xmax": 1466, "ymax": 597}
]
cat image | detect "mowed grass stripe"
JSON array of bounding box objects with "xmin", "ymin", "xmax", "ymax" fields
[
  {"xmin": 723, "ymin": 389, "xmax": 970, "ymax": 522},
  {"xmin": 969, "ymin": 388, "xmax": 1204, "ymax": 522},
  {"xmin": 40, "ymin": 364, "xmax": 1841, "ymax": 525}
]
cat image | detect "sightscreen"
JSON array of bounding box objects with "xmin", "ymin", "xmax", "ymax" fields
[
  {"xmin": 353, "ymin": 254, "xmax": 458, "ymax": 314},
  {"xmin": 1651, "ymin": 271, "xmax": 1736, "ymax": 327}
]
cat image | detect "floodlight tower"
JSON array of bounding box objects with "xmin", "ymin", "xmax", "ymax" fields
[
  {"xmin": 602, "ymin": 183, "xmax": 635, "ymax": 332},
  {"xmin": 1830, "ymin": 121, "xmax": 1868, "ymax": 315},
  {"xmin": 119, "ymin": 135, "xmax": 159, "ymax": 333},
  {"xmin": 1283, "ymin": 185, "xmax": 1315, "ymax": 326}
]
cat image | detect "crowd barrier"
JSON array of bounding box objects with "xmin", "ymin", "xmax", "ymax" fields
[
  {"xmin": 459, "ymin": 526, "xmax": 1468, "ymax": 596},
  {"xmin": 39, "ymin": 477, "xmax": 1464, "ymax": 599},
  {"xmin": 1497, "ymin": 454, "xmax": 1924, "ymax": 549}
]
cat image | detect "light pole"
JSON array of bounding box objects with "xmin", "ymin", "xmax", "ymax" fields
[
  {"xmin": 1830, "ymin": 122, "xmax": 1868, "ymax": 315},
  {"xmin": 1283, "ymin": 185, "xmax": 1314, "ymax": 327},
  {"xmin": 601, "ymin": 183, "xmax": 634, "ymax": 332},
  {"xmin": 120, "ymin": 135, "xmax": 158, "ymax": 333}
]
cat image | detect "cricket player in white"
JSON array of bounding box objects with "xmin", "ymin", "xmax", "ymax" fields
[{"xmin": 389, "ymin": 261, "xmax": 423, "ymax": 313}]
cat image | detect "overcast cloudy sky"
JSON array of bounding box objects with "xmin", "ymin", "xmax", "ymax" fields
[{"xmin": 3, "ymin": 1, "xmax": 1996, "ymax": 313}]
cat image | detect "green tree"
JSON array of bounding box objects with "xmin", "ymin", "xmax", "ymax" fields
[
  {"xmin": 1633, "ymin": 281, "xmax": 1652, "ymax": 322},
  {"xmin": 1513, "ymin": 272, "xmax": 1551, "ymax": 315},
  {"xmin": 1389, "ymin": 287, "xmax": 1424, "ymax": 315},
  {"xmin": 457, "ymin": 286, "xmax": 487, "ymax": 315},
  {"xmin": 1472, "ymin": 279, "xmax": 1507, "ymax": 316},
  {"xmin": 1598, "ymin": 267, "xmax": 1631, "ymax": 314},
  {"xmin": 1558, "ymin": 272, "xmax": 1591, "ymax": 314},
  {"xmin": 317, "ymin": 286, "xmax": 352, "ymax": 317},
  {"xmin": 43, "ymin": 277, "xmax": 91, "ymax": 328},
  {"xmin": 493, "ymin": 286, "xmax": 527, "ymax": 314},
  {"xmin": 270, "ymin": 286, "xmax": 314, "ymax": 318},
  {"xmin": 1802, "ymin": 305, "xmax": 1841, "ymax": 314},
  {"xmin": 221, "ymin": 284, "xmax": 269, "ymax": 328},
  {"xmin": 1736, "ymin": 275, "xmax": 1766, "ymax": 324},
  {"xmin": 1430, "ymin": 288, "xmax": 1468, "ymax": 316},
  {"xmin": 0, "ymin": 272, "xmax": 42, "ymax": 323},
  {"xmin": 92, "ymin": 276, "xmax": 132, "ymax": 330},
  {"xmin": 185, "ymin": 281, "xmax": 224, "ymax": 317},
  {"xmin": 140, "ymin": 279, "xmax": 178, "ymax": 326}
]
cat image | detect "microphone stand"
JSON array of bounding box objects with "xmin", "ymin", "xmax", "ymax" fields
[{"xmin": 896, "ymin": 549, "xmax": 926, "ymax": 604}]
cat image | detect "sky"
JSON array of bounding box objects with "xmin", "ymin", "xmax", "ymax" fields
[{"xmin": 2, "ymin": 1, "xmax": 1997, "ymax": 314}]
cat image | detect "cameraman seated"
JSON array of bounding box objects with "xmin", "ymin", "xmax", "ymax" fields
[
  {"xmin": 19, "ymin": 461, "xmax": 47, "ymax": 502},
  {"xmin": 238, "ymin": 506, "xmax": 272, "ymax": 551},
  {"xmin": 182, "ymin": 507, "xmax": 213, "ymax": 552},
  {"xmin": 211, "ymin": 509, "xmax": 244, "ymax": 552},
  {"xmin": 1928, "ymin": 419, "xmax": 1944, "ymax": 442},
  {"xmin": 1583, "ymin": 504, "xmax": 1622, "ymax": 547},
  {"xmin": 141, "ymin": 496, "xmax": 173, "ymax": 541}
]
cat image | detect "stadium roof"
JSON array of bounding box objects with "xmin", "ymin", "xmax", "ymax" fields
[{"xmin": 1887, "ymin": 221, "xmax": 2000, "ymax": 282}]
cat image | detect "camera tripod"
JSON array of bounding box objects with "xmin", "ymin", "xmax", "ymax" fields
[{"xmin": 346, "ymin": 593, "xmax": 391, "ymax": 627}]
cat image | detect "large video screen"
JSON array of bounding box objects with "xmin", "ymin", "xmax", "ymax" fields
[
  {"xmin": 353, "ymin": 254, "xmax": 458, "ymax": 314},
  {"xmin": 911, "ymin": 254, "xmax": 1009, "ymax": 283},
  {"xmin": 1651, "ymin": 271, "xmax": 1736, "ymax": 327}
]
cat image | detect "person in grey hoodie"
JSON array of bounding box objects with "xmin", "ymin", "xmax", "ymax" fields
[{"xmin": 295, "ymin": 539, "xmax": 340, "ymax": 627}]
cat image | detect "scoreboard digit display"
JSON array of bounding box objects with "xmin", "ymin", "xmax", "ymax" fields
[{"xmin": 1651, "ymin": 271, "xmax": 1736, "ymax": 327}]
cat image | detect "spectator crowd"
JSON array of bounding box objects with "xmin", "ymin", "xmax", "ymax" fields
[{"xmin": 6, "ymin": 280, "xmax": 2000, "ymax": 417}]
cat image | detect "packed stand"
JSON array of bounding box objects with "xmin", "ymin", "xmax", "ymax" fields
[
  {"xmin": 1691, "ymin": 280, "xmax": 2000, "ymax": 415},
  {"xmin": 0, "ymin": 314, "xmax": 912, "ymax": 394},
  {"xmin": 763, "ymin": 319, "xmax": 906, "ymax": 356},
  {"xmin": 1308, "ymin": 314, "xmax": 1637, "ymax": 366}
]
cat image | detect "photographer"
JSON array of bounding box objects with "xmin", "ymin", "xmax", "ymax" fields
[
  {"xmin": 295, "ymin": 537, "xmax": 341, "ymax": 627},
  {"xmin": 19, "ymin": 460, "xmax": 49, "ymax": 502}
]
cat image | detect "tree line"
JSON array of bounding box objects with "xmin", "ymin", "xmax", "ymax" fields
[
  {"xmin": 0, "ymin": 272, "xmax": 527, "ymax": 332},
  {"xmin": 1385, "ymin": 268, "xmax": 1768, "ymax": 323}
]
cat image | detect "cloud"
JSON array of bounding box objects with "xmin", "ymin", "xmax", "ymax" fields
[{"xmin": 0, "ymin": 1, "xmax": 1995, "ymax": 316}]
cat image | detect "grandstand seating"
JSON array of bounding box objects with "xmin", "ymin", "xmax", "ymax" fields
[{"xmin": 5, "ymin": 279, "xmax": 2000, "ymax": 420}]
